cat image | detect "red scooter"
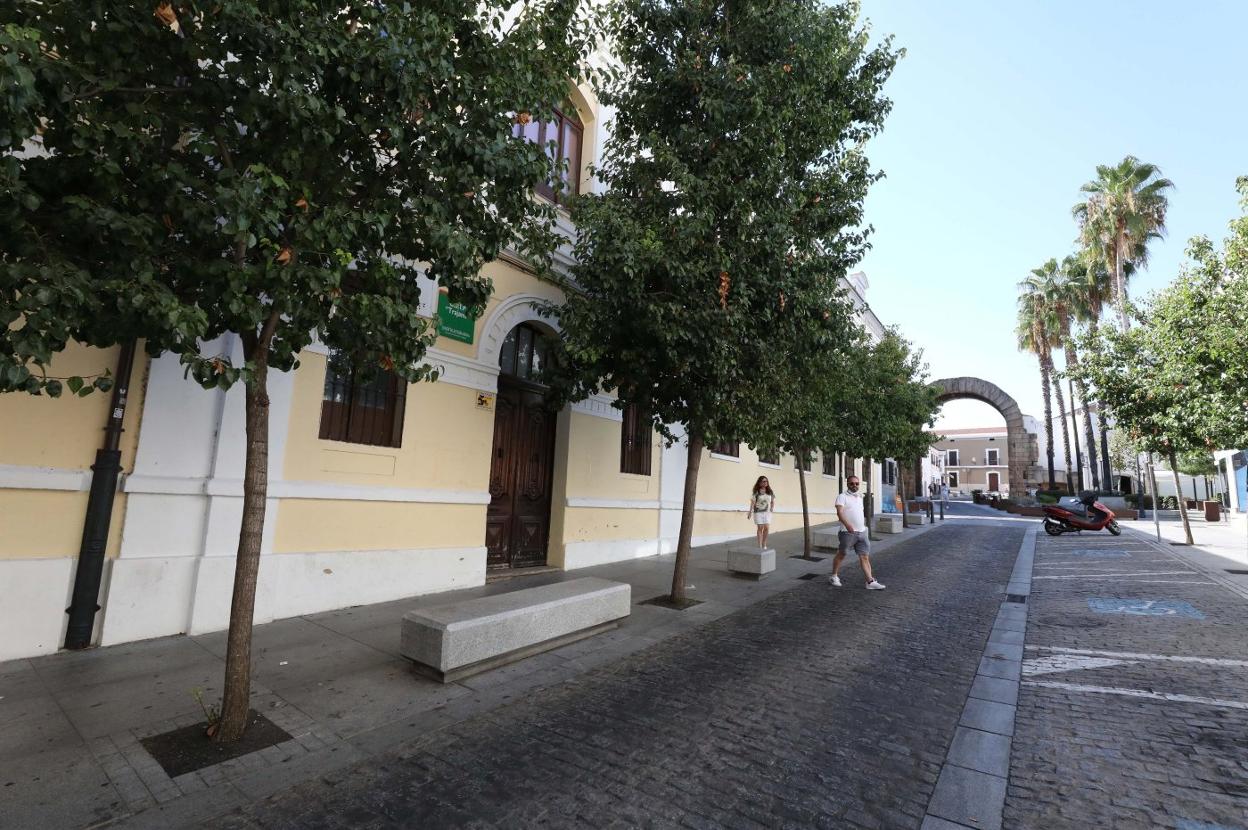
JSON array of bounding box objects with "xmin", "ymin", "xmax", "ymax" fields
[{"xmin": 1042, "ymin": 492, "xmax": 1121, "ymax": 536}]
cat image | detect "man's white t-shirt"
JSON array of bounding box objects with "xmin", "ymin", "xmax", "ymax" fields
[{"xmin": 835, "ymin": 490, "xmax": 866, "ymax": 532}]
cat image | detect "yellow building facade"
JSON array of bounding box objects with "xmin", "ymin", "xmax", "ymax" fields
[{"xmin": 0, "ymin": 84, "xmax": 887, "ymax": 661}]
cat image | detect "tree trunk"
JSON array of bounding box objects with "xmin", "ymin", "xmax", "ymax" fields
[
  {"xmin": 215, "ymin": 349, "xmax": 271, "ymax": 744},
  {"xmin": 669, "ymin": 433, "xmax": 704, "ymax": 602},
  {"xmin": 1039, "ymin": 357, "xmax": 1055, "ymax": 489},
  {"xmin": 1050, "ymin": 357, "xmax": 1074, "ymax": 494},
  {"xmin": 899, "ymin": 468, "xmax": 909, "ymax": 528},
  {"xmin": 1168, "ymin": 449, "xmax": 1194, "ymax": 545},
  {"xmin": 1087, "ymin": 317, "xmax": 1115, "ymax": 488},
  {"xmin": 1064, "ymin": 341, "xmax": 1100, "ymax": 490},
  {"xmin": 798, "ymin": 448, "xmax": 812, "ymax": 558},
  {"xmin": 864, "ymin": 457, "xmax": 876, "ymax": 539},
  {"xmin": 1115, "ymin": 232, "xmax": 1131, "ymax": 332},
  {"xmin": 1098, "ymin": 408, "xmax": 1113, "ymax": 491}
]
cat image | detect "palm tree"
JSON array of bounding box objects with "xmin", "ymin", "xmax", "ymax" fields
[
  {"xmin": 1072, "ymin": 156, "xmax": 1174, "ymax": 332},
  {"xmin": 1017, "ymin": 276, "xmax": 1064, "ymax": 492},
  {"xmin": 1053, "ymin": 255, "xmax": 1101, "ymax": 490},
  {"xmin": 1074, "ymin": 243, "xmax": 1153, "ymax": 490}
]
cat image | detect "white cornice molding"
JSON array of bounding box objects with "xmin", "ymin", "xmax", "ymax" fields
[
  {"xmin": 0, "ymin": 464, "xmax": 96, "ymax": 492},
  {"xmin": 423, "ymin": 347, "xmax": 500, "ymax": 394},
  {"xmin": 570, "ymin": 393, "xmax": 621, "ymax": 422},
  {"xmin": 566, "ymin": 497, "xmax": 661, "ymax": 510},
  {"xmin": 125, "ymin": 475, "xmax": 490, "ymax": 505}
]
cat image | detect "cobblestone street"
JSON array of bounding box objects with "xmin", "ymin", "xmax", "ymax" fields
[{"xmin": 214, "ymin": 515, "xmax": 1024, "ymax": 830}]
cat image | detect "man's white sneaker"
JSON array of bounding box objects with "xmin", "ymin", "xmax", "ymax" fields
[
  {"xmin": 828, "ymin": 574, "xmax": 842, "ymax": 587},
  {"xmin": 866, "ymin": 580, "xmax": 886, "ymax": 590}
]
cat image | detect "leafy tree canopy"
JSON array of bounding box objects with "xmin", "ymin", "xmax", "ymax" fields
[
  {"xmin": 1075, "ymin": 177, "xmax": 1248, "ymax": 455},
  {"xmin": 1, "ymin": 1, "xmax": 595, "ymax": 393},
  {"xmin": 548, "ymin": 0, "xmax": 899, "ymax": 450}
]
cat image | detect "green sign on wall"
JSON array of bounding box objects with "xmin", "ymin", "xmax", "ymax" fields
[{"xmin": 436, "ymin": 293, "xmax": 476, "ymax": 344}]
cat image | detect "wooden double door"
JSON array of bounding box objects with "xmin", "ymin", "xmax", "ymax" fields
[{"xmin": 485, "ymin": 377, "xmax": 556, "ymax": 570}]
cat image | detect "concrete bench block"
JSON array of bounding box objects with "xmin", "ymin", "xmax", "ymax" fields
[
  {"xmin": 905, "ymin": 512, "xmax": 928, "ymax": 526},
  {"xmin": 727, "ymin": 547, "xmax": 775, "ymax": 578},
  {"xmin": 875, "ymin": 514, "xmax": 903, "ymax": 534},
  {"xmin": 812, "ymin": 530, "xmax": 841, "ymax": 550},
  {"xmin": 401, "ymin": 577, "xmax": 630, "ymax": 683}
]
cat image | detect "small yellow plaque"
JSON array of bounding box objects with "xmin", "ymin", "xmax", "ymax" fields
[{"xmin": 476, "ymin": 392, "xmax": 494, "ymax": 411}]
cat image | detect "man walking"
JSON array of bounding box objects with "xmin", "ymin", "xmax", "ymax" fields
[
  {"xmin": 940, "ymin": 481, "xmax": 950, "ymax": 512},
  {"xmin": 829, "ymin": 475, "xmax": 885, "ymax": 590}
]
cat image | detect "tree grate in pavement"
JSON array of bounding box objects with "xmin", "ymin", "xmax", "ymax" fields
[
  {"xmin": 1007, "ymin": 594, "xmax": 1028, "ymax": 603},
  {"xmin": 796, "ymin": 573, "xmax": 820, "ymax": 580}
]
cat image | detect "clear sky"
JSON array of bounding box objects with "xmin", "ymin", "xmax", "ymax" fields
[{"xmin": 851, "ymin": 0, "xmax": 1248, "ymax": 431}]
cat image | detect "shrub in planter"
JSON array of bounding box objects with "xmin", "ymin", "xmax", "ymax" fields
[{"xmin": 971, "ymin": 489, "xmax": 985, "ymax": 504}]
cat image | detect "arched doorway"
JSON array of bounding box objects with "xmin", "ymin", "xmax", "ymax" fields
[
  {"xmin": 485, "ymin": 322, "xmax": 557, "ymax": 571},
  {"xmin": 929, "ymin": 377, "xmax": 1040, "ymax": 497}
]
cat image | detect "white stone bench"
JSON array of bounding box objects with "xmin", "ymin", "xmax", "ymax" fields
[
  {"xmin": 728, "ymin": 547, "xmax": 775, "ymax": 578},
  {"xmin": 812, "ymin": 529, "xmax": 841, "ymax": 550},
  {"xmin": 904, "ymin": 512, "xmax": 928, "ymax": 526},
  {"xmin": 400, "ymin": 577, "xmax": 630, "ymax": 683},
  {"xmin": 875, "ymin": 514, "xmax": 903, "ymax": 534}
]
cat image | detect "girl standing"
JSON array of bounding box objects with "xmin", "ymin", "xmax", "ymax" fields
[{"xmin": 747, "ymin": 476, "xmax": 776, "ymax": 549}]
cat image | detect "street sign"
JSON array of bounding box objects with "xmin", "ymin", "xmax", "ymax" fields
[{"xmin": 437, "ymin": 293, "xmax": 475, "ymax": 344}]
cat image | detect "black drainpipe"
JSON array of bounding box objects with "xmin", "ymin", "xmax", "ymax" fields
[{"xmin": 64, "ymin": 341, "xmax": 137, "ymax": 650}]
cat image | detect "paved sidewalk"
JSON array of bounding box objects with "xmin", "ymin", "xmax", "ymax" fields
[
  {"xmin": 1123, "ymin": 513, "xmax": 1248, "ymax": 597},
  {"xmin": 0, "ymin": 517, "xmax": 940, "ymax": 830}
]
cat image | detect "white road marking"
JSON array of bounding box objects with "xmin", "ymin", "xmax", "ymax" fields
[
  {"xmin": 1032, "ymin": 571, "xmax": 1196, "ymax": 580},
  {"xmin": 1100, "ymin": 580, "xmax": 1216, "ymax": 585},
  {"xmin": 1025, "ymin": 645, "xmax": 1248, "ymax": 669},
  {"xmin": 1024, "ymin": 680, "xmax": 1248, "ymax": 711},
  {"xmin": 1022, "ymin": 655, "xmax": 1134, "ymax": 676}
]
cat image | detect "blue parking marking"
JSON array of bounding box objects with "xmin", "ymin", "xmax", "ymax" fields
[
  {"xmin": 1088, "ymin": 598, "xmax": 1206, "ymax": 619},
  {"xmin": 1066, "ymin": 549, "xmax": 1131, "ymax": 557}
]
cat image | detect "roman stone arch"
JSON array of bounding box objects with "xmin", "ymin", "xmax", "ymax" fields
[{"xmin": 929, "ymin": 377, "xmax": 1040, "ymax": 498}]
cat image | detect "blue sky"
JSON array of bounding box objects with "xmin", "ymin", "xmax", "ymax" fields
[{"xmin": 852, "ymin": 0, "xmax": 1248, "ymax": 429}]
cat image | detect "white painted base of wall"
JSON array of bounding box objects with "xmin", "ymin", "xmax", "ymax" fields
[
  {"xmin": 564, "ymin": 538, "xmax": 664, "ymax": 570},
  {"xmin": 92, "ymin": 545, "xmax": 487, "ymax": 649},
  {"xmin": 0, "ymin": 558, "xmax": 77, "ymax": 660}
]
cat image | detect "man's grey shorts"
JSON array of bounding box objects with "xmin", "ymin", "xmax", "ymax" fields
[{"xmin": 838, "ymin": 530, "xmax": 870, "ymax": 557}]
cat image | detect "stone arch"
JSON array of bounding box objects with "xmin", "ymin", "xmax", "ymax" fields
[{"xmin": 929, "ymin": 377, "xmax": 1040, "ymax": 498}]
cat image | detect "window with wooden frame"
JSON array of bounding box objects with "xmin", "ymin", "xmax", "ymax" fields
[
  {"xmin": 758, "ymin": 448, "xmax": 780, "ymax": 466},
  {"xmin": 319, "ymin": 354, "xmax": 406, "ymax": 448},
  {"xmin": 710, "ymin": 440, "xmax": 739, "ymax": 458},
  {"xmin": 822, "ymin": 451, "xmax": 836, "ymax": 477},
  {"xmin": 946, "ymin": 449, "xmax": 960, "ymax": 466},
  {"xmin": 512, "ymin": 101, "xmax": 583, "ymax": 205},
  {"xmin": 986, "ymin": 448, "xmax": 1000, "ymax": 466},
  {"xmin": 620, "ymin": 403, "xmax": 652, "ymax": 476}
]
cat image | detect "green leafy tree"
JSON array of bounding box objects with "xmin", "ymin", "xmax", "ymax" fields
[
  {"xmin": 2, "ymin": 1, "xmax": 593, "ymax": 741},
  {"xmin": 851, "ymin": 331, "xmax": 940, "ymax": 525},
  {"xmin": 1073, "ymin": 156, "xmax": 1174, "ymax": 332},
  {"xmin": 756, "ymin": 289, "xmax": 861, "ymax": 558},
  {"xmin": 549, "ymin": 0, "xmax": 898, "ymax": 604}
]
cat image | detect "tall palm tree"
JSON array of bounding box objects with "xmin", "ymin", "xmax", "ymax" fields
[
  {"xmin": 1053, "ymin": 255, "xmax": 1101, "ymax": 489},
  {"xmin": 1071, "ymin": 250, "xmax": 1123, "ymax": 489},
  {"xmin": 1016, "ymin": 312, "xmax": 1055, "ymax": 490},
  {"xmin": 1017, "ymin": 272, "xmax": 1067, "ymax": 492},
  {"xmin": 1073, "ymin": 156, "xmax": 1174, "ymax": 332}
]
